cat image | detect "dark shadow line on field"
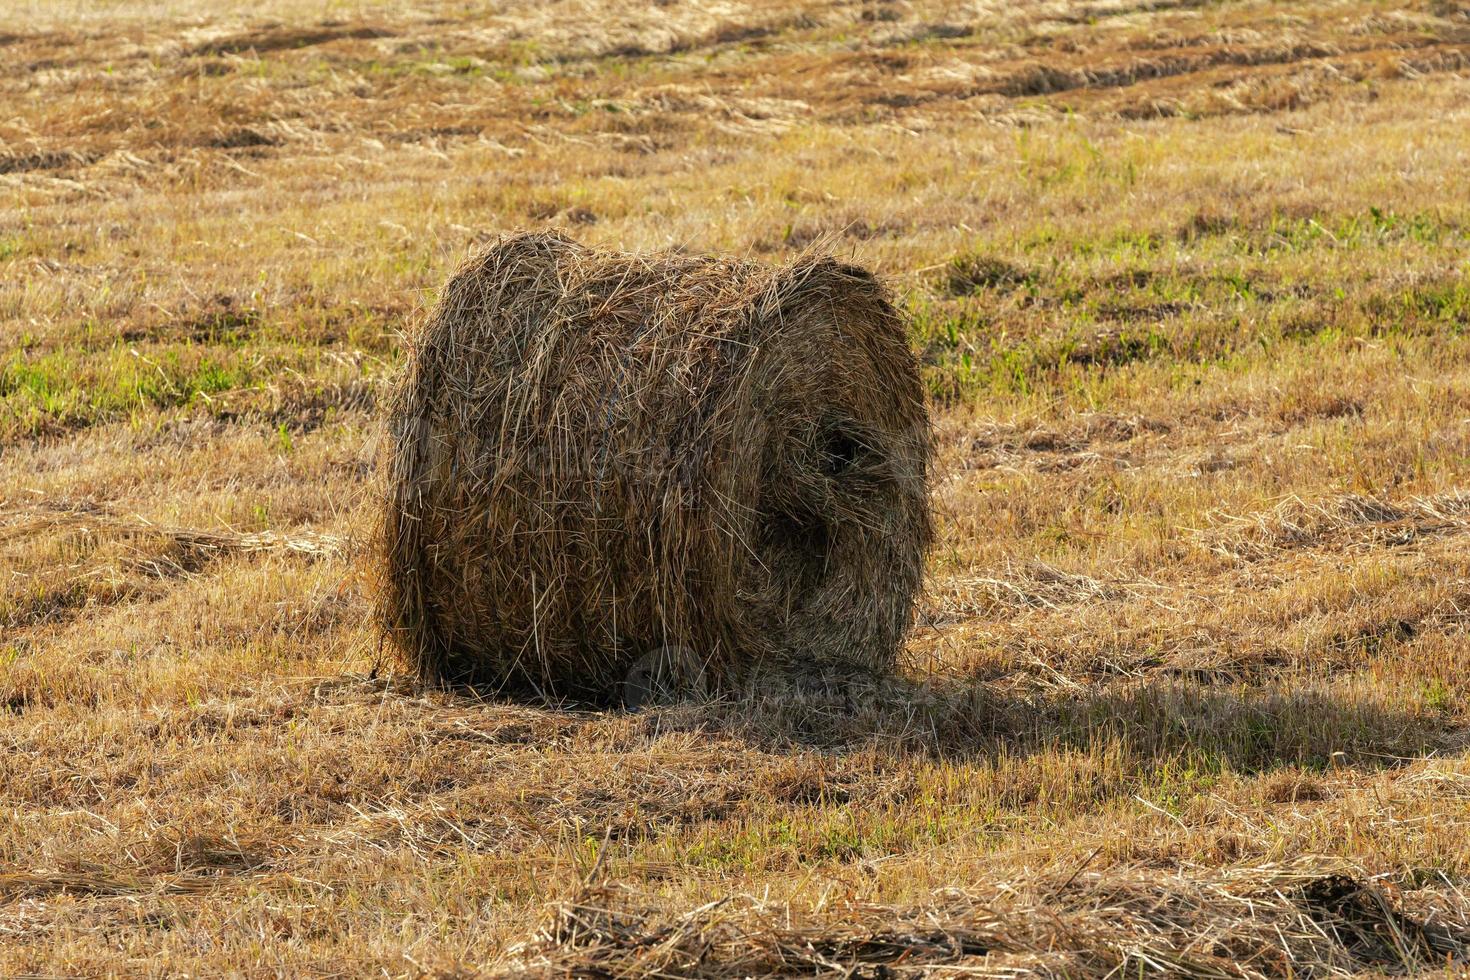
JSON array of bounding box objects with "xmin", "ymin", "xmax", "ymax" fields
[
  {"xmin": 636, "ymin": 669, "xmax": 1464, "ymax": 777},
  {"xmin": 412, "ymin": 664, "xmax": 1464, "ymax": 777}
]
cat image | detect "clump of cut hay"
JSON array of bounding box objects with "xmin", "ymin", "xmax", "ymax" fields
[
  {"xmin": 0, "ymin": 504, "xmax": 343, "ymax": 560},
  {"xmin": 507, "ymin": 869, "xmax": 1469, "ymax": 977},
  {"xmin": 1197, "ymin": 490, "xmax": 1470, "ymax": 560},
  {"xmin": 929, "ymin": 559, "xmax": 1171, "ymax": 618},
  {"xmin": 377, "ymin": 233, "xmax": 931, "ymax": 702}
]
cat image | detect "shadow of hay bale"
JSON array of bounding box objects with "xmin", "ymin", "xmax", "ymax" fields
[
  {"xmin": 659, "ymin": 667, "xmax": 1454, "ymax": 774},
  {"xmin": 375, "ymin": 232, "xmax": 931, "ymax": 704}
]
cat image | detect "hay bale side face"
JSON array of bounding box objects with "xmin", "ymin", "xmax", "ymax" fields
[{"xmin": 378, "ymin": 233, "xmax": 930, "ymax": 701}]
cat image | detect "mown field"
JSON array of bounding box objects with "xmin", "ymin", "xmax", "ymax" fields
[{"xmin": 3, "ymin": 0, "xmax": 1470, "ymax": 975}]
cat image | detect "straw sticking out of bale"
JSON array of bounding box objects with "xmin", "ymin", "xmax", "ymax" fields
[{"xmin": 376, "ymin": 233, "xmax": 931, "ymax": 702}]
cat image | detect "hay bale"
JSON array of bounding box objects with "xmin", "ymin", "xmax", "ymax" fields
[{"xmin": 376, "ymin": 233, "xmax": 931, "ymax": 701}]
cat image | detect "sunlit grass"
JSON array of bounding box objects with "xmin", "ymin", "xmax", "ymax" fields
[{"xmin": 1, "ymin": 0, "xmax": 1469, "ymax": 974}]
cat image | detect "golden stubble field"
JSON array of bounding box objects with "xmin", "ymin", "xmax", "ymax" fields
[{"xmin": 2, "ymin": 0, "xmax": 1470, "ymax": 975}]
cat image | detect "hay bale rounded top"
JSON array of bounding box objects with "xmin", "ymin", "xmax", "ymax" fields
[{"xmin": 377, "ymin": 233, "xmax": 931, "ymax": 702}]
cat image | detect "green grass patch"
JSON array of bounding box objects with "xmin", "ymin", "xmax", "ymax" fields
[{"xmin": 0, "ymin": 342, "xmax": 386, "ymax": 438}]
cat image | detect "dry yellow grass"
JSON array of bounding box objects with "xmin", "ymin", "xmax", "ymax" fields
[{"xmin": 2, "ymin": 0, "xmax": 1469, "ymax": 975}]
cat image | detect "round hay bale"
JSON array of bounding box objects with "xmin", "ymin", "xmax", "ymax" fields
[{"xmin": 376, "ymin": 232, "xmax": 931, "ymax": 702}]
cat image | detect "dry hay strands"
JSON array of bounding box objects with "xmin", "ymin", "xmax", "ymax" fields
[
  {"xmin": 927, "ymin": 559, "xmax": 1173, "ymax": 619},
  {"xmin": 507, "ymin": 868, "xmax": 1470, "ymax": 978},
  {"xmin": 0, "ymin": 867, "xmax": 246, "ymax": 900},
  {"xmin": 0, "ymin": 505, "xmax": 344, "ymax": 561},
  {"xmin": 1193, "ymin": 489, "xmax": 1470, "ymax": 560},
  {"xmin": 377, "ymin": 232, "xmax": 931, "ymax": 704}
]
